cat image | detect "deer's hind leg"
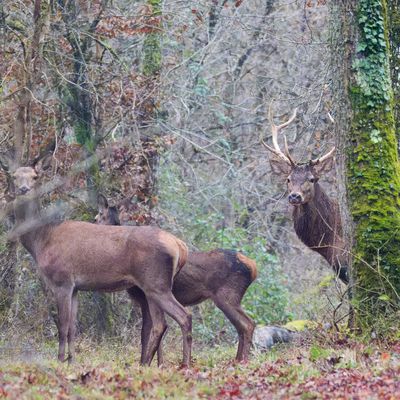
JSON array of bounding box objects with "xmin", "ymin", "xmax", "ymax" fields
[{"xmin": 213, "ymin": 289, "xmax": 255, "ymax": 362}]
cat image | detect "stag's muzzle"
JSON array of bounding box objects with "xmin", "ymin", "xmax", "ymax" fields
[{"xmin": 288, "ymin": 192, "xmax": 303, "ymax": 205}]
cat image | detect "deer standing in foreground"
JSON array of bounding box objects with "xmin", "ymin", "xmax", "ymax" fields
[
  {"xmin": 262, "ymin": 108, "xmax": 348, "ymax": 284},
  {"xmin": 96, "ymin": 195, "xmax": 257, "ymax": 363},
  {"xmin": 8, "ymin": 163, "xmax": 192, "ymax": 366}
]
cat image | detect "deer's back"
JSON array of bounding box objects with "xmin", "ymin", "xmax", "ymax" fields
[
  {"xmin": 37, "ymin": 221, "xmax": 182, "ymax": 291},
  {"xmin": 172, "ymin": 249, "xmax": 257, "ymax": 306}
]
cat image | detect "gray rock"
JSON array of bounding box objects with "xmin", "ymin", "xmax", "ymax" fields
[{"xmin": 253, "ymin": 326, "xmax": 294, "ymax": 350}]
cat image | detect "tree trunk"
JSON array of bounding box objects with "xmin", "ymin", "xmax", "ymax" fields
[
  {"xmin": 137, "ymin": 0, "xmax": 163, "ymax": 208},
  {"xmin": 387, "ymin": 0, "xmax": 400, "ymax": 143},
  {"xmin": 59, "ymin": 0, "xmax": 100, "ymax": 206},
  {"xmin": 331, "ymin": 0, "xmax": 400, "ymax": 331},
  {"xmin": 57, "ymin": 0, "xmax": 112, "ymax": 337}
]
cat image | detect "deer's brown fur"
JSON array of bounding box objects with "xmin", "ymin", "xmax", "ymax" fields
[
  {"xmin": 10, "ymin": 166, "xmax": 191, "ymax": 366},
  {"xmin": 96, "ymin": 198, "xmax": 257, "ymax": 363}
]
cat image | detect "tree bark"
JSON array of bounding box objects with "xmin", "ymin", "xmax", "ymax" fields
[
  {"xmin": 56, "ymin": 0, "xmax": 113, "ymax": 336},
  {"xmin": 387, "ymin": 0, "xmax": 400, "ymax": 143},
  {"xmin": 138, "ymin": 0, "xmax": 163, "ymax": 207},
  {"xmin": 332, "ymin": 0, "xmax": 400, "ymax": 330}
]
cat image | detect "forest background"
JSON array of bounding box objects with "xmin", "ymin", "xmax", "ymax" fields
[{"xmin": 0, "ymin": 1, "xmax": 400, "ymax": 398}]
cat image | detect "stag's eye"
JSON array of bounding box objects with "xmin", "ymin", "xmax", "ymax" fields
[
  {"xmin": 287, "ymin": 177, "xmax": 291, "ymax": 183},
  {"xmin": 309, "ymin": 177, "xmax": 315, "ymax": 183}
]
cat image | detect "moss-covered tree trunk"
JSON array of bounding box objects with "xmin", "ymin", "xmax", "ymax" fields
[
  {"xmin": 332, "ymin": 0, "xmax": 400, "ymax": 331},
  {"xmin": 388, "ymin": 1, "xmax": 400, "ymax": 143}
]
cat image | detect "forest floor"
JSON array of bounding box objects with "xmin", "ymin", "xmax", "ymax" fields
[{"xmin": 0, "ymin": 334, "xmax": 399, "ymax": 399}]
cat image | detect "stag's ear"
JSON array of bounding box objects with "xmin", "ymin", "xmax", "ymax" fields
[
  {"xmin": 269, "ymin": 156, "xmax": 292, "ymax": 176},
  {"xmin": 34, "ymin": 153, "xmax": 53, "ymax": 173},
  {"xmin": 312, "ymin": 155, "xmax": 335, "ymax": 177},
  {"xmin": 97, "ymin": 193, "xmax": 109, "ymax": 209}
]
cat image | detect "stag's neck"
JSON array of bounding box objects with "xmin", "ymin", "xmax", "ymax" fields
[
  {"xmin": 13, "ymin": 194, "xmax": 53, "ymax": 261},
  {"xmin": 292, "ymin": 183, "xmax": 341, "ymax": 251}
]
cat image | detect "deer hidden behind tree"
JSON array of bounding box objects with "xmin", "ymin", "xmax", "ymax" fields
[{"xmin": 261, "ymin": 107, "xmax": 348, "ymax": 284}]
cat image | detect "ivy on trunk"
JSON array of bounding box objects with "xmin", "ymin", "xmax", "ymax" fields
[{"xmin": 339, "ymin": 0, "xmax": 400, "ymax": 329}]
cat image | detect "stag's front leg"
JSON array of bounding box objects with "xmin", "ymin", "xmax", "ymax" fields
[
  {"xmin": 67, "ymin": 290, "xmax": 78, "ymax": 363},
  {"xmin": 54, "ymin": 286, "xmax": 74, "ymax": 362}
]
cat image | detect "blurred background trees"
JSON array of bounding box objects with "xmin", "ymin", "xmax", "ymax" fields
[{"xmin": 1, "ymin": 0, "xmax": 398, "ymax": 356}]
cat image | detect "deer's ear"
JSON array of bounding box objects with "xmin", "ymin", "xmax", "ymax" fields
[
  {"xmin": 269, "ymin": 156, "xmax": 292, "ymax": 176},
  {"xmin": 34, "ymin": 153, "xmax": 53, "ymax": 173},
  {"xmin": 97, "ymin": 193, "xmax": 109, "ymax": 209},
  {"xmin": 312, "ymin": 156, "xmax": 334, "ymax": 177}
]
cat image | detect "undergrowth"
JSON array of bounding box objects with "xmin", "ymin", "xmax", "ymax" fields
[{"xmin": 0, "ymin": 333, "xmax": 399, "ymax": 399}]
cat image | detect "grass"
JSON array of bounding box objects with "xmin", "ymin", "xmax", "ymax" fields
[{"xmin": 0, "ymin": 334, "xmax": 399, "ymax": 399}]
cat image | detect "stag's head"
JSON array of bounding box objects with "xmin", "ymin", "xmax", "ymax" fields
[{"xmin": 262, "ymin": 107, "xmax": 335, "ymax": 206}]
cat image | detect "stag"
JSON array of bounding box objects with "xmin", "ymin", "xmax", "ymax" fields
[
  {"xmin": 96, "ymin": 195, "xmax": 257, "ymax": 363},
  {"xmin": 261, "ymin": 108, "xmax": 348, "ymax": 284},
  {"xmin": 7, "ymin": 163, "xmax": 192, "ymax": 366}
]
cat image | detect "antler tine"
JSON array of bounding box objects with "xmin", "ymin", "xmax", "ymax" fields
[
  {"xmin": 261, "ymin": 105, "xmax": 297, "ymax": 165},
  {"xmin": 283, "ymin": 135, "xmax": 297, "ymax": 166},
  {"xmin": 275, "ymin": 108, "xmax": 298, "ymax": 132},
  {"xmin": 310, "ymin": 146, "xmax": 336, "ymax": 165}
]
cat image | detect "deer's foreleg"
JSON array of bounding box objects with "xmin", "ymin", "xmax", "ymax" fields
[
  {"xmin": 127, "ymin": 287, "xmax": 153, "ymax": 365},
  {"xmin": 144, "ymin": 300, "xmax": 167, "ymax": 366},
  {"xmin": 67, "ymin": 290, "xmax": 78, "ymax": 363},
  {"xmin": 156, "ymin": 332, "xmax": 167, "ymax": 367},
  {"xmin": 138, "ymin": 296, "xmax": 167, "ymax": 366},
  {"xmin": 147, "ymin": 291, "xmax": 192, "ymax": 368},
  {"xmin": 54, "ymin": 286, "xmax": 74, "ymax": 362}
]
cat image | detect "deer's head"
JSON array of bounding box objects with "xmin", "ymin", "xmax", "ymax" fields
[
  {"xmin": 95, "ymin": 194, "xmax": 121, "ymax": 225},
  {"xmin": 10, "ymin": 154, "xmax": 53, "ymax": 198},
  {"xmin": 262, "ymin": 107, "xmax": 335, "ymax": 206},
  {"xmin": 13, "ymin": 167, "xmax": 39, "ymax": 196}
]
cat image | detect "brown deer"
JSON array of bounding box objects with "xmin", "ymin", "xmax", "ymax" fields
[
  {"xmin": 96, "ymin": 194, "xmax": 257, "ymax": 363},
  {"xmin": 8, "ymin": 164, "xmax": 192, "ymax": 366},
  {"xmin": 261, "ymin": 108, "xmax": 348, "ymax": 284}
]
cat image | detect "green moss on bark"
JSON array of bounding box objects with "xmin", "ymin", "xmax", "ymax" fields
[
  {"xmin": 348, "ymin": 0, "xmax": 400, "ymax": 325},
  {"xmin": 388, "ymin": 1, "xmax": 400, "ymax": 141}
]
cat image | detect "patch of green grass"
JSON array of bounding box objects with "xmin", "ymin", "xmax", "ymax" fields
[{"xmin": 309, "ymin": 344, "xmax": 331, "ymax": 362}]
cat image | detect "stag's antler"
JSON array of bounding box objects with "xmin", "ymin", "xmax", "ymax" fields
[
  {"xmin": 261, "ymin": 105, "xmax": 297, "ymax": 166},
  {"xmin": 310, "ymin": 146, "xmax": 336, "ymax": 166}
]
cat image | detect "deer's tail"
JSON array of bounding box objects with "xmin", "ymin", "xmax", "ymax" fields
[
  {"xmin": 175, "ymin": 238, "xmax": 188, "ymax": 273},
  {"xmin": 236, "ymin": 252, "xmax": 258, "ymax": 282}
]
